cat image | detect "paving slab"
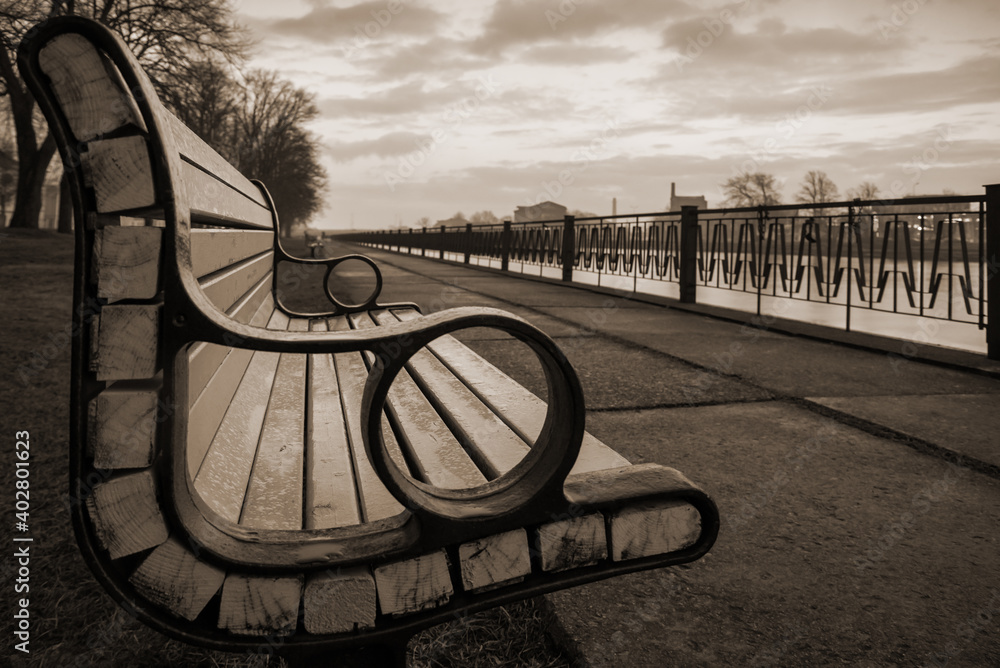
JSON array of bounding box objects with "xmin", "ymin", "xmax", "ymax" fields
[{"xmin": 547, "ymin": 403, "xmax": 1000, "ymax": 667}]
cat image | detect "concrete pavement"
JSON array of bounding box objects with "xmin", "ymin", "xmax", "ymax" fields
[{"xmin": 344, "ymin": 243, "xmax": 1000, "ymax": 666}]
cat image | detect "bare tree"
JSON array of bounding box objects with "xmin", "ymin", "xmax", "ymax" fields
[
  {"xmin": 846, "ymin": 181, "xmax": 879, "ymax": 202},
  {"xmin": 0, "ymin": 0, "xmax": 250, "ymax": 229},
  {"xmin": 415, "ymin": 216, "xmax": 431, "ymax": 228},
  {"xmin": 796, "ymin": 170, "xmax": 840, "ymax": 205},
  {"xmin": 469, "ymin": 210, "xmax": 499, "ymax": 225},
  {"xmin": 722, "ymin": 172, "xmax": 782, "ymax": 207}
]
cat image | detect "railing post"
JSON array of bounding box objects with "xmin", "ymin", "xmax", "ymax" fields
[
  {"xmin": 561, "ymin": 215, "xmax": 575, "ymax": 282},
  {"xmin": 464, "ymin": 223, "xmax": 472, "ymax": 264},
  {"xmin": 680, "ymin": 205, "xmax": 698, "ymax": 303},
  {"xmin": 440, "ymin": 225, "xmax": 445, "ymax": 260},
  {"xmin": 987, "ymin": 183, "xmax": 1000, "ymax": 360},
  {"xmin": 501, "ymin": 219, "xmax": 512, "ymax": 272},
  {"xmin": 421, "ymin": 227, "xmax": 426, "ymax": 256}
]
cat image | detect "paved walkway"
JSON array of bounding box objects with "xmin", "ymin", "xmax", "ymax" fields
[{"xmin": 349, "ymin": 243, "xmax": 1000, "ymax": 667}]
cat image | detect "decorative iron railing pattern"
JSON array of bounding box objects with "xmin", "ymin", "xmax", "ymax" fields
[{"xmin": 335, "ymin": 188, "xmax": 998, "ymax": 358}]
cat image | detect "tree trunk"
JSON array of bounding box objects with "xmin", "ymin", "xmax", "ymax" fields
[
  {"xmin": 57, "ymin": 170, "xmax": 73, "ymax": 233},
  {"xmin": 8, "ymin": 134, "xmax": 56, "ymax": 229}
]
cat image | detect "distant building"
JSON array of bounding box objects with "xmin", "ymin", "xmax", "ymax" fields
[
  {"xmin": 514, "ymin": 201, "xmax": 567, "ymax": 223},
  {"xmin": 668, "ymin": 182, "xmax": 707, "ymax": 212},
  {"xmin": 436, "ymin": 215, "xmax": 469, "ymax": 228}
]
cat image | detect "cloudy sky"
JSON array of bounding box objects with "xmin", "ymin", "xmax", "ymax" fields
[{"xmin": 232, "ymin": 0, "xmax": 1000, "ymax": 230}]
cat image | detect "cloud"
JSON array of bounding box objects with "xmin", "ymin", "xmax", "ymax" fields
[
  {"xmin": 520, "ymin": 43, "xmax": 635, "ymax": 65},
  {"xmin": 317, "ymin": 80, "xmax": 468, "ymax": 118},
  {"xmin": 326, "ymin": 131, "xmax": 432, "ymax": 161},
  {"xmin": 270, "ymin": 1, "xmax": 444, "ymax": 44}
]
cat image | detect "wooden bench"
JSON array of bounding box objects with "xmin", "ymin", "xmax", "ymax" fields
[{"xmin": 20, "ymin": 16, "xmax": 719, "ymax": 665}]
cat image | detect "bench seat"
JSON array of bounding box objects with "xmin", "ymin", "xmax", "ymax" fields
[{"xmin": 20, "ymin": 15, "xmax": 719, "ymax": 662}]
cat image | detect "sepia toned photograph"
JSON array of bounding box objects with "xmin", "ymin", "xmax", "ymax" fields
[{"xmin": 2, "ymin": 1, "xmax": 998, "ymax": 666}]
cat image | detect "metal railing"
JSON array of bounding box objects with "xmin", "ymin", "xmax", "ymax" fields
[{"xmin": 334, "ymin": 185, "xmax": 999, "ymax": 359}]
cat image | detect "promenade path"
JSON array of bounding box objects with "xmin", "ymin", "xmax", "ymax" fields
[{"xmin": 335, "ymin": 242, "xmax": 1000, "ymax": 667}]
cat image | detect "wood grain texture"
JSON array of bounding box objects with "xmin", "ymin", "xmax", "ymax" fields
[
  {"xmin": 37, "ymin": 33, "xmax": 144, "ymax": 141},
  {"xmin": 303, "ymin": 567, "xmax": 376, "ymax": 634},
  {"xmin": 182, "ymin": 160, "xmax": 274, "ymax": 229},
  {"xmin": 373, "ymin": 550, "xmax": 453, "ymax": 616},
  {"xmin": 90, "ymin": 304, "xmax": 159, "ymax": 381},
  {"xmin": 329, "ymin": 317, "xmax": 405, "ymax": 523},
  {"xmin": 536, "ymin": 513, "xmax": 608, "ymax": 572},
  {"xmin": 218, "ymin": 573, "xmax": 303, "ymax": 636},
  {"xmin": 86, "ymin": 470, "xmax": 169, "ymax": 559},
  {"xmin": 305, "ymin": 320, "xmax": 361, "ymax": 530},
  {"xmin": 189, "ymin": 229, "xmax": 274, "ymax": 279},
  {"xmin": 84, "ymin": 135, "xmax": 156, "ymax": 213},
  {"xmin": 198, "ymin": 252, "xmax": 273, "ymax": 314},
  {"xmin": 187, "ymin": 306, "xmax": 282, "ymax": 481},
  {"xmin": 88, "ymin": 385, "xmax": 158, "ymax": 469},
  {"xmin": 458, "ymin": 529, "xmax": 532, "ymax": 592},
  {"xmin": 392, "ymin": 309, "xmax": 630, "ymax": 475},
  {"xmin": 239, "ymin": 318, "xmax": 307, "ymax": 530},
  {"xmin": 129, "ymin": 535, "xmax": 226, "ymax": 621},
  {"xmin": 609, "ymin": 500, "xmax": 701, "ymax": 561},
  {"xmin": 93, "ymin": 226, "xmax": 161, "ymax": 301}
]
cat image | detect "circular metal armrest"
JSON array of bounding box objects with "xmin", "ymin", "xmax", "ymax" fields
[{"xmin": 360, "ymin": 310, "xmax": 585, "ymax": 533}]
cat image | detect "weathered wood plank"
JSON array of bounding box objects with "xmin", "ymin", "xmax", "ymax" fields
[
  {"xmin": 239, "ymin": 318, "xmax": 308, "ymax": 529},
  {"xmin": 37, "ymin": 33, "xmax": 144, "ymax": 142},
  {"xmin": 351, "ymin": 312, "xmax": 486, "ymax": 490},
  {"xmin": 187, "ymin": 307, "xmax": 283, "ymax": 481},
  {"xmin": 218, "ymin": 574, "xmax": 303, "ymax": 636},
  {"xmin": 198, "ymin": 251, "xmax": 273, "ymax": 314},
  {"xmin": 84, "ymin": 135, "xmax": 156, "ymax": 213},
  {"xmin": 373, "ymin": 550, "xmax": 453, "ymax": 616},
  {"xmin": 86, "ymin": 470, "xmax": 168, "ymax": 559},
  {"xmin": 88, "ymin": 383, "xmax": 158, "ymax": 469},
  {"xmin": 187, "ymin": 279, "xmax": 273, "ymax": 406},
  {"xmin": 458, "ymin": 529, "xmax": 532, "ymax": 592},
  {"xmin": 90, "ymin": 304, "xmax": 159, "ymax": 381},
  {"xmin": 371, "ymin": 310, "xmax": 529, "ymax": 479},
  {"xmin": 305, "ymin": 320, "xmax": 361, "ymax": 530},
  {"xmin": 163, "ymin": 112, "xmax": 269, "ymax": 209},
  {"xmin": 329, "ymin": 316, "xmax": 405, "ymax": 523},
  {"xmin": 129, "ymin": 535, "xmax": 226, "ymax": 621},
  {"xmin": 535, "ymin": 513, "xmax": 608, "ymax": 572},
  {"xmin": 303, "ymin": 567, "xmax": 376, "ymax": 634},
  {"xmin": 189, "ymin": 229, "xmax": 274, "ymax": 279},
  {"xmin": 392, "ymin": 309, "xmax": 630, "ymax": 475},
  {"xmin": 182, "ymin": 160, "xmax": 274, "ymax": 229},
  {"xmin": 609, "ymin": 500, "xmax": 701, "ymax": 561},
  {"xmin": 93, "ymin": 225, "xmax": 161, "ymax": 302}
]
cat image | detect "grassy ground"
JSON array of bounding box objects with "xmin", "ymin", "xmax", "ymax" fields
[{"xmin": 1, "ymin": 229, "xmax": 569, "ymax": 667}]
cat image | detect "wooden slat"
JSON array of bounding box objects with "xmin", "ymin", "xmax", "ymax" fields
[
  {"xmin": 370, "ymin": 310, "xmax": 529, "ymax": 478},
  {"xmin": 458, "ymin": 529, "xmax": 532, "ymax": 592},
  {"xmin": 305, "ymin": 320, "xmax": 361, "ymax": 530},
  {"xmin": 373, "ymin": 550, "xmax": 453, "ymax": 616},
  {"xmin": 392, "ymin": 309, "xmax": 630, "ymax": 475},
  {"xmin": 129, "ymin": 535, "xmax": 226, "ymax": 621},
  {"xmin": 90, "ymin": 304, "xmax": 159, "ymax": 381},
  {"xmin": 163, "ymin": 112, "xmax": 269, "ymax": 209},
  {"xmin": 218, "ymin": 574, "xmax": 303, "ymax": 636},
  {"xmin": 187, "ymin": 279, "xmax": 273, "ymax": 406},
  {"xmin": 187, "ymin": 307, "xmax": 283, "ymax": 481},
  {"xmin": 609, "ymin": 500, "xmax": 701, "ymax": 561},
  {"xmin": 350, "ymin": 312, "xmax": 486, "ymax": 490},
  {"xmin": 329, "ymin": 316, "xmax": 405, "ymax": 523},
  {"xmin": 535, "ymin": 513, "xmax": 607, "ymax": 572},
  {"xmin": 93, "ymin": 226, "xmax": 161, "ymax": 302},
  {"xmin": 88, "ymin": 383, "xmax": 158, "ymax": 469},
  {"xmin": 198, "ymin": 251, "xmax": 273, "ymax": 313},
  {"xmin": 38, "ymin": 33, "xmax": 144, "ymax": 142},
  {"xmin": 238, "ymin": 318, "xmax": 308, "ymax": 530},
  {"xmin": 189, "ymin": 229, "xmax": 274, "ymax": 279},
  {"xmin": 182, "ymin": 160, "xmax": 274, "ymax": 229},
  {"xmin": 87, "ymin": 470, "xmax": 169, "ymax": 559},
  {"xmin": 303, "ymin": 567, "xmax": 376, "ymax": 634},
  {"xmin": 84, "ymin": 135, "xmax": 156, "ymax": 213}
]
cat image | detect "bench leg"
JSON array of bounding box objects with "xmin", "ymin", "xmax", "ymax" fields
[{"xmin": 284, "ymin": 638, "xmax": 409, "ymax": 667}]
